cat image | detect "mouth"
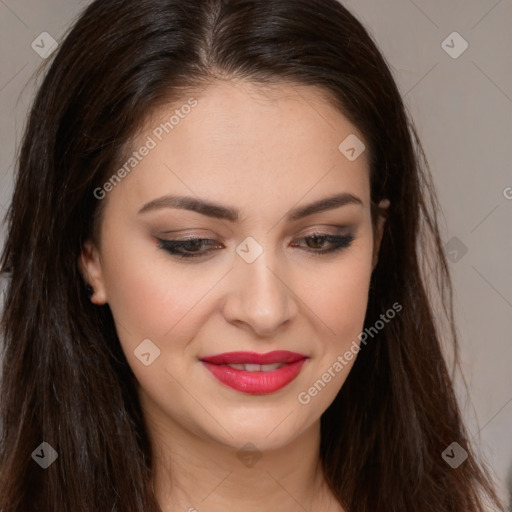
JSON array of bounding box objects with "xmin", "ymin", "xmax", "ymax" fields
[{"xmin": 199, "ymin": 351, "xmax": 308, "ymax": 395}]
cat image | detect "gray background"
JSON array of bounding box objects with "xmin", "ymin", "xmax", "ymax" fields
[{"xmin": 0, "ymin": 0, "xmax": 511, "ymax": 508}]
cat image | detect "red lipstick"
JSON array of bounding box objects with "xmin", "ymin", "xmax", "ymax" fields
[{"xmin": 200, "ymin": 350, "xmax": 308, "ymax": 395}]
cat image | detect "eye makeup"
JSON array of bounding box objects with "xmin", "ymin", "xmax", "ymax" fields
[{"xmin": 156, "ymin": 231, "xmax": 355, "ymax": 260}]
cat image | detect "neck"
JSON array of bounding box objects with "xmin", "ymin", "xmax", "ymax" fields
[{"xmin": 146, "ymin": 411, "xmax": 342, "ymax": 512}]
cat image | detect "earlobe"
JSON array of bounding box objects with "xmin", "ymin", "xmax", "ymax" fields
[
  {"xmin": 372, "ymin": 199, "xmax": 390, "ymax": 270},
  {"xmin": 78, "ymin": 240, "xmax": 108, "ymax": 305}
]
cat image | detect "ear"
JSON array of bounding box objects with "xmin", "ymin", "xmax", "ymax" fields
[
  {"xmin": 78, "ymin": 240, "xmax": 108, "ymax": 305},
  {"xmin": 372, "ymin": 199, "xmax": 390, "ymax": 271}
]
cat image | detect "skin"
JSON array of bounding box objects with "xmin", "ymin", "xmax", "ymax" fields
[{"xmin": 80, "ymin": 79, "xmax": 389, "ymax": 512}]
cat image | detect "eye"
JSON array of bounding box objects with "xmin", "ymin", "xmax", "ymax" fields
[
  {"xmin": 156, "ymin": 231, "xmax": 354, "ymax": 260},
  {"xmin": 290, "ymin": 232, "xmax": 355, "ymax": 255},
  {"xmin": 156, "ymin": 237, "xmax": 222, "ymax": 259}
]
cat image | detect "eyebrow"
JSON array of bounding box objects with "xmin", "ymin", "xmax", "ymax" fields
[{"xmin": 138, "ymin": 192, "xmax": 363, "ymax": 222}]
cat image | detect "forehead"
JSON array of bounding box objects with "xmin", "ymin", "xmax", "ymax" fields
[{"xmin": 104, "ymin": 79, "xmax": 371, "ymax": 218}]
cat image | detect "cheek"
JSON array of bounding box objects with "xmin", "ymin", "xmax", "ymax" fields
[
  {"xmin": 294, "ymin": 255, "xmax": 373, "ymax": 411},
  {"xmin": 329, "ymin": 263, "xmax": 372, "ymax": 336},
  {"xmin": 297, "ymin": 246, "xmax": 374, "ymax": 344},
  {"xmin": 100, "ymin": 234, "xmax": 216, "ymax": 341}
]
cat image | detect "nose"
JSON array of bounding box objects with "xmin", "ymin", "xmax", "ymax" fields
[{"xmin": 221, "ymin": 245, "xmax": 298, "ymax": 337}]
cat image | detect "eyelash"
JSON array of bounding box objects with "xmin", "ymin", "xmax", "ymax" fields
[{"xmin": 156, "ymin": 232, "xmax": 355, "ymax": 259}]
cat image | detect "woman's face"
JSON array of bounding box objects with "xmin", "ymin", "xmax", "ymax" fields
[{"xmin": 81, "ymin": 79, "xmax": 387, "ymax": 451}]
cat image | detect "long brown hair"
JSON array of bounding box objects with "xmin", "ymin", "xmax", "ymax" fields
[{"xmin": 0, "ymin": 0, "xmax": 504, "ymax": 510}]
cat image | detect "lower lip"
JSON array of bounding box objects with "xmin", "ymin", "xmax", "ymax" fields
[{"xmin": 201, "ymin": 359, "xmax": 307, "ymax": 394}]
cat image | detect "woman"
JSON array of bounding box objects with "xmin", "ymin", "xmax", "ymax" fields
[{"xmin": 0, "ymin": 0, "xmax": 505, "ymax": 511}]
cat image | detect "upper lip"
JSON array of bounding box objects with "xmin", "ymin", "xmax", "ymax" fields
[{"xmin": 200, "ymin": 350, "xmax": 307, "ymax": 365}]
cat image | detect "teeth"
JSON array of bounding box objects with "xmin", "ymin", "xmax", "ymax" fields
[
  {"xmin": 261, "ymin": 363, "xmax": 284, "ymax": 372},
  {"xmin": 227, "ymin": 364, "xmax": 246, "ymax": 370},
  {"xmin": 245, "ymin": 363, "xmax": 262, "ymax": 372},
  {"xmin": 226, "ymin": 363, "xmax": 284, "ymax": 372}
]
